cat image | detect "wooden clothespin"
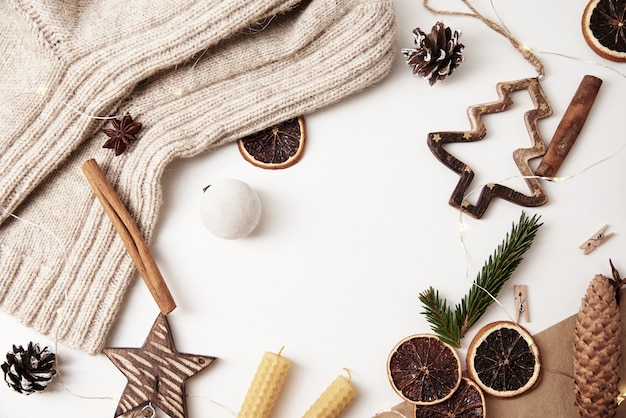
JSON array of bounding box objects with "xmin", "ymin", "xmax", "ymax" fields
[
  {"xmin": 579, "ymin": 225, "xmax": 614, "ymax": 255},
  {"xmin": 514, "ymin": 285, "xmax": 529, "ymax": 323}
]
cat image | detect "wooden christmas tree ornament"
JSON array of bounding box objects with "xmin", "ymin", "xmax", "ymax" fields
[
  {"xmin": 423, "ymin": 1, "xmax": 603, "ymax": 219},
  {"xmin": 427, "ymin": 78, "xmax": 551, "ymax": 218}
]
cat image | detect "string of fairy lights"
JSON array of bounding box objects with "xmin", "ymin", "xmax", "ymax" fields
[{"xmin": 2, "ymin": 0, "xmax": 626, "ymax": 416}]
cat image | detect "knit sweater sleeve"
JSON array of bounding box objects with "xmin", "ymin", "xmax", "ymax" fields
[
  {"xmin": 0, "ymin": 0, "xmax": 396, "ymax": 354},
  {"xmin": 0, "ymin": 0, "xmax": 300, "ymax": 227}
]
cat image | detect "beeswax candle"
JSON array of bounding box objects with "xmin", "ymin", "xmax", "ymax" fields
[
  {"xmin": 239, "ymin": 350, "xmax": 291, "ymax": 418},
  {"xmin": 302, "ymin": 373, "xmax": 356, "ymax": 418}
]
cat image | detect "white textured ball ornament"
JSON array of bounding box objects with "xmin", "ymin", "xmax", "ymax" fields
[{"xmin": 200, "ymin": 179, "xmax": 262, "ymax": 239}]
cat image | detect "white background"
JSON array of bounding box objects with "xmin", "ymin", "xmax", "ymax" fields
[{"xmin": 2, "ymin": 0, "xmax": 626, "ymax": 417}]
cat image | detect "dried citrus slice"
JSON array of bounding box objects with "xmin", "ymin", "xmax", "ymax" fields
[
  {"xmin": 582, "ymin": 0, "xmax": 626, "ymax": 62},
  {"xmin": 388, "ymin": 334, "xmax": 462, "ymax": 405},
  {"xmin": 466, "ymin": 321, "xmax": 541, "ymax": 398},
  {"xmin": 413, "ymin": 377, "xmax": 486, "ymax": 418},
  {"xmin": 238, "ymin": 116, "xmax": 305, "ymax": 169}
]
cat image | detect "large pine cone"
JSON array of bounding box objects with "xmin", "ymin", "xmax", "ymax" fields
[
  {"xmin": 402, "ymin": 21, "xmax": 465, "ymax": 86},
  {"xmin": 573, "ymin": 274, "xmax": 621, "ymax": 417},
  {"xmin": 2, "ymin": 342, "xmax": 57, "ymax": 394}
]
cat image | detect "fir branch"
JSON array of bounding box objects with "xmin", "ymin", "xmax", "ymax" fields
[
  {"xmin": 418, "ymin": 287, "xmax": 461, "ymax": 348},
  {"xmin": 419, "ymin": 212, "xmax": 542, "ymax": 348}
]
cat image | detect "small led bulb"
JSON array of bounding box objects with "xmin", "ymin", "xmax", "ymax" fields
[{"xmin": 199, "ymin": 179, "xmax": 261, "ymax": 239}]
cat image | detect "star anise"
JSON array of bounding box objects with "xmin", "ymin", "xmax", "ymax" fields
[{"xmin": 102, "ymin": 114, "xmax": 142, "ymax": 156}]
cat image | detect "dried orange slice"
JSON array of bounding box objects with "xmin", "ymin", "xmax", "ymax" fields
[
  {"xmin": 466, "ymin": 321, "xmax": 541, "ymax": 398},
  {"xmin": 413, "ymin": 377, "xmax": 486, "ymax": 417},
  {"xmin": 238, "ymin": 116, "xmax": 305, "ymax": 169},
  {"xmin": 582, "ymin": 0, "xmax": 626, "ymax": 62},
  {"xmin": 388, "ymin": 334, "xmax": 462, "ymax": 405}
]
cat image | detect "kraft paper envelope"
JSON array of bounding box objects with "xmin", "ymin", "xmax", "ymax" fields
[{"xmin": 382, "ymin": 291, "xmax": 626, "ymax": 418}]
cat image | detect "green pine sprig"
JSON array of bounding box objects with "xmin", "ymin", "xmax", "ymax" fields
[{"xmin": 418, "ymin": 211, "xmax": 542, "ymax": 348}]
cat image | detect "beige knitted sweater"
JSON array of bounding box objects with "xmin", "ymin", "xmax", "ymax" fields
[{"xmin": 0, "ymin": 0, "xmax": 396, "ymax": 353}]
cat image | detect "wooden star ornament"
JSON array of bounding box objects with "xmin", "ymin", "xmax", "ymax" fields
[
  {"xmin": 427, "ymin": 78, "xmax": 552, "ymax": 218},
  {"xmin": 103, "ymin": 314, "xmax": 216, "ymax": 418}
]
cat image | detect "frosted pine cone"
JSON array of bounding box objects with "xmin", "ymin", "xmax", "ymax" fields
[
  {"xmin": 573, "ymin": 273, "xmax": 621, "ymax": 417},
  {"xmin": 402, "ymin": 21, "xmax": 464, "ymax": 85},
  {"xmin": 1, "ymin": 342, "xmax": 57, "ymax": 394}
]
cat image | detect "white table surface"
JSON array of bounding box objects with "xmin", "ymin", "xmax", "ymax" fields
[{"xmin": 2, "ymin": 0, "xmax": 626, "ymax": 417}]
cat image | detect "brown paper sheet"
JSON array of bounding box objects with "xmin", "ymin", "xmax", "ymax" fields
[{"xmin": 381, "ymin": 293, "xmax": 626, "ymax": 417}]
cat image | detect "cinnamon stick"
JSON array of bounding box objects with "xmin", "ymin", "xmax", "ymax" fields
[
  {"xmin": 82, "ymin": 158, "xmax": 176, "ymax": 314},
  {"xmin": 535, "ymin": 75, "xmax": 602, "ymax": 178}
]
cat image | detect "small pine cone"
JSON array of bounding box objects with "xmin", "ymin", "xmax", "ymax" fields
[
  {"xmin": 1, "ymin": 342, "xmax": 57, "ymax": 394},
  {"xmin": 573, "ymin": 274, "xmax": 621, "ymax": 417},
  {"xmin": 402, "ymin": 21, "xmax": 465, "ymax": 86}
]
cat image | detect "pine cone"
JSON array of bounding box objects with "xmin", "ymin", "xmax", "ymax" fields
[
  {"xmin": 402, "ymin": 21, "xmax": 465, "ymax": 86},
  {"xmin": 573, "ymin": 274, "xmax": 621, "ymax": 417},
  {"xmin": 1, "ymin": 342, "xmax": 57, "ymax": 394}
]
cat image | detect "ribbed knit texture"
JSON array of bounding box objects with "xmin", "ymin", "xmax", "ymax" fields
[
  {"xmin": 0, "ymin": 0, "xmax": 301, "ymax": 224},
  {"xmin": 573, "ymin": 274, "xmax": 621, "ymax": 418},
  {"xmin": 0, "ymin": 0, "xmax": 396, "ymax": 353}
]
